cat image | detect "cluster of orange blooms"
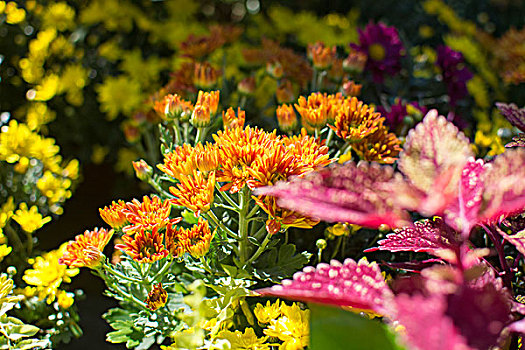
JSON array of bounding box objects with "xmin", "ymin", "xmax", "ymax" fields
[
  {"xmin": 278, "ymin": 92, "xmax": 401, "ymax": 164},
  {"xmin": 59, "ymin": 194, "xmax": 216, "ymax": 268},
  {"xmin": 157, "ymin": 101, "xmax": 332, "ymax": 233}
]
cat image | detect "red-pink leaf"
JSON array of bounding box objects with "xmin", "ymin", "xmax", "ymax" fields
[
  {"xmin": 395, "ymin": 294, "xmax": 472, "ymax": 350},
  {"xmin": 398, "ymin": 110, "xmax": 473, "ymax": 216},
  {"xmin": 506, "ymin": 318, "xmax": 525, "ymax": 334},
  {"xmin": 445, "ymin": 283, "xmax": 512, "ymax": 350},
  {"xmin": 257, "ymin": 258, "xmax": 395, "ymax": 316},
  {"xmin": 479, "ymin": 148, "xmax": 525, "ymax": 223},
  {"xmin": 255, "ymin": 161, "xmax": 410, "ymax": 229},
  {"xmin": 444, "ymin": 159, "xmax": 486, "ymax": 236},
  {"xmin": 365, "ymin": 217, "xmax": 460, "ymax": 255}
]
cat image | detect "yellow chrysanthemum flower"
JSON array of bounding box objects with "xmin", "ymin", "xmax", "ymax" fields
[
  {"xmin": 26, "ymin": 102, "xmax": 56, "ymax": 131},
  {"xmin": 264, "ymin": 303, "xmax": 309, "ymax": 350},
  {"xmin": 218, "ymin": 328, "xmax": 269, "ymax": 350},
  {"xmin": 0, "ymin": 197, "xmax": 15, "ymax": 233},
  {"xmin": 5, "ymin": 1, "xmax": 26, "ymax": 24},
  {"xmin": 0, "ymin": 245, "xmax": 12, "ymax": 262},
  {"xmin": 22, "ymin": 243, "xmax": 79, "ymax": 303},
  {"xmin": 254, "ymin": 300, "xmax": 281, "ymax": 325},
  {"xmin": 12, "ymin": 203, "xmax": 51, "ymax": 233},
  {"xmin": 0, "ymin": 274, "xmax": 20, "ymax": 305}
]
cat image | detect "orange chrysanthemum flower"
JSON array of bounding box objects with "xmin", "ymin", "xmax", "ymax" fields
[
  {"xmin": 222, "ymin": 107, "xmax": 245, "ymax": 130},
  {"xmin": 295, "ymin": 93, "xmax": 329, "ymax": 129},
  {"xmin": 255, "ymin": 196, "xmax": 319, "ymax": 235},
  {"xmin": 122, "ymin": 195, "xmax": 179, "ymax": 235},
  {"xmin": 154, "ymin": 94, "xmax": 193, "ymax": 121},
  {"xmin": 169, "ymin": 171, "xmax": 215, "ymax": 215},
  {"xmin": 213, "ymin": 126, "xmax": 279, "ymax": 193},
  {"xmin": 115, "ymin": 227, "xmax": 168, "ymax": 263},
  {"xmin": 59, "ymin": 228, "xmax": 114, "ymax": 269},
  {"xmin": 329, "ymin": 97, "xmax": 383, "ymax": 142},
  {"xmin": 193, "ymin": 143, "xmax": 219, "ymax": 173},
  {"xmin": 158, "ymin": 143, "xmax": 197, "ymax": 181},
  {"xmin": 281, "ymin": 130, "xmax": 332, "ymax": 176},
  {"xmin": 352, "ymin": 124, "xmax": 402, "ymax": 164},
  {"xmin": 341, "ymin": 79, "xmax": 363, "ymax": 97},
  {"xmin": 145, "ymin": 283, "xmax": 168, "ymax": 311},
  {"xmin": 99, "ymin": 200, "xmax": 129, "ymax": 229},
  {"xmin": 178, "ymin": 217, "xmax": 215, "ymax": 258}
]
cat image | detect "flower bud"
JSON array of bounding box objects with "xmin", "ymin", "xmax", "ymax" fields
[
  {"xmin": 343, "ymin": 51, "xmax": 367, "ymax": 75},
  {"xmin": 190, "ymin": 104, "xmax": 211, "ymax": 128},
  {"xmin": 316, "ymin": 238, "xmax": 327, "ymax": 250},
  {"xmin": 132, "ymin": 159, "xmax": 153, "ymax": 181},
  {"xmin": 276, "ymin": 104, "xmax": 297, "ymax": 133},
  {"xmin": 266, "ymin": 60, "xmax": 283, "ymax": 79},
  {"xmin": 275, "ymin": 80, "xmax": 295, "ymax": 104},
  {"xmin": 194, "ymin": 62, "xmax": 219, "ymax": 89},
  {"xmin": 237, "ymin": 76, "xmax": 256, "ymax": 96},
  {"xmin": 308, "ymin": 42, "xmax": 336, "ymax": 71},
  {"xmin": 341, "ymin": 79, "xmax": 362, "ymax": 97}
]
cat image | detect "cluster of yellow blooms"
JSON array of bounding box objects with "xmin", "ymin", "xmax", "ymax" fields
[
  {"xmin": 215, "ymin": 300, "xmax": 309, "ymax": 350},
  {"xmin": 0, "ymin": 119, "xmax": 79, "ymax": 215}
]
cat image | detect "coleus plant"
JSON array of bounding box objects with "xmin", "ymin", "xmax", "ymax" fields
[{"xmin": 256, "ymin": 109, "xmax": 525, "ymax": 350}]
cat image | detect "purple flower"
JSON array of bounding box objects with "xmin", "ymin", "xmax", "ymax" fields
[
  {"xmin": 350, "ymin": 22, "xmax": 405, "ymax": 83},
  {"xmin": 496, "ymin": 102, "xmax": 525, "ymax": 132},
  {"xmin": 436, "ymin": 45, "xmax": 473, "ymax": 107}
]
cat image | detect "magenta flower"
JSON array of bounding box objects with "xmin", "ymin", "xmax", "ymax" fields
[
  {"xmin": 350, "ymin": 22, "xmax": 405, "ymax": 83},
  {"xmin": 436, "ymin": 45, "xmax": 473, "ymax": 107},
  {"xmin": 377, "ymin": 99, "xmax": 427, "ymax": 133}
]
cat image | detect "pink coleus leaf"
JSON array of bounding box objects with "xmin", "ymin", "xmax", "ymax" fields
[
  {"xmin": 365, "ymin": 217, "xmax": 460, "ymax": 255},
  {"xmin": 395, "ymin": 294, "xmax": 473, "ymax": 350},
  {"xmin": 398, "ymin": 110, "xmax": 473, "ymax": 216},
  {"xmin": 255, "ymin": 161, "xmax": 410, "ymax": 229},
  {"xmin": 257, "ymin": 258, "xmax": 395, "ymax": 316},
  {"xmin": 506, "ymin": 318, "xmax": 525, "ymax": 335},
  {"xmin": 445, "ymin": 283, "xmax": 513, "ymax": 350},
  {"xmin": 444, "ymin": 159, "xmax": 486, "ymax": 236},
  {"xmin": 478, "ymin": 148, "xmax": 525, "ymax": 223}
]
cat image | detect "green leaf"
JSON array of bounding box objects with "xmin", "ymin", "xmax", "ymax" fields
[
  {"xmin": 309, "ymin": 304, "xmax": 406, "ymax": 350},
  {"xmin": 253, "ymin": 243, "xmax": 311, "ymax": 281}
]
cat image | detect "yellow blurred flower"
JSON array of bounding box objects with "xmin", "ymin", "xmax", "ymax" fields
[
  {"xmin": 26, "ymin": 103, "xmax": 56, "ymax": 131},
  {"xmin": 264, "ymin": 303, "xmax": 309, "ymax": 350},
  {"xmin": 5, "ymin": 1, "xmax": 25, "ymax": 24},
  {"xmin": 37, "ymin": 171, "xmax": 72, "ymax": 205},
  {"xmin": 56, "ymin": 289, "xmax": 74, "ymax": 309},
  {"xmin": 42, "ymin": 2, "xmax": 75, "ymax": 31},
  {"xmin": 0, "ymin": 274, "xmax": 20, "ymax": 305},
  {"xmin": 22, "ymin": 243, "xmax": 79, "ymax": 303},
  {"xmin": 218, "ymin": 328, "xmax": 269, "ymax": 350},
  {"xmin": 0, "ymin": 197, "xmax": 15, "ymax": 234},
  {"xmin": 0, "ymin": 245, "xmax": 12, "ymax": 261},
  {"xmin": 12, "ymin": 203, "xmax": 51, "ymax": 233},
  {"xmin": 97, "ymin": 76, "xmax": 143, "ymax": 120}
]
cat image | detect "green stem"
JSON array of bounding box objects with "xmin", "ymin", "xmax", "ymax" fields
[
  {"xmin": 96, "ymin": 267, "xmax": 147, "ymax": 308},
  {"xmin": 172, "ymin": 121, "xmax": 182, "ymax": 146},
  {"xmin": 150, "ymin": 259, "xmax": 173, "ymax": 283},
  {"xmin": 244, "ymin": 231, "xmax": 272, "ymax": 267},
  {"xmin": 331, "ymin": 236, "xmax": 343, "ymax": 260},
  {"xmin": 200, "ymin": 257, "xmax": 213, "ymax": 275},
  {"xmin": 334, "ymin": 140, "xmax": 352, "ymax": 159},
  {"xmin": 25, "ymin": 231, "xmax": 33, "ymax": 256},
  {"xmin": 195, "ymin": 127, "xmax": 207, "ymax": 146},
  {"xmin": 238, "ymin": 187, "xmax": 251, "ymax": 264},
  {"xmin": 148, "ymin": 176, "xmax": 175, "ymax": 200},
  {"xmin": 103, "ymin": 262, "xmax": 143, "ymax": 284},
  {"xmin": 246, "ymin": 203, "xmax": 260, "ymax": 219},
  {"xmin": 239, "ymin": 95, "xmax": 247, "ymax": 109},
  {"xmin": 183, "ymin": 122, "xmax": 190, "ymax": 144},
  {"xmin": 326, "ymin": 128, "xmax": 334, "ymax": 147},
  {"xmin": 203, "ymin": 210, "xmax": 238, "ymax": 239},
  {"xmin": 5, "ymin": 224, "xmax": 25, "ymax": 258},
  {"xmin": 311, "ymin": 68, "xmax": 318, "ymax": 92},
  {"xmin": 216, "ymin": 183, "xmax": 241, "ymax": 210}
]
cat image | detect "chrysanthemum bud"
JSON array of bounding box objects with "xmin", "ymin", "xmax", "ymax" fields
[
  {"xmin": 145, "ymin": 283, "xmax": 168, "ymax": 311},
  {"xmin": 343, "ymin": 51, "xmax": 367, "ymax": 75},
  {"xmin": 275, "ymin": 80, "xmax": 295, "ymax": 104},
  {"xmin": 237, "ymin": 76, "xmax": 256, "ymax": 96},
  {"xmin": 222, "ymin": 107, "xmax": 245, "ymax": 130},
  {"xmin": 316, "ymin": 238, "xmax": 327, "ymax": 250},
  {"xmin": 122, "ymin": 121, "xmax": 141, "ymax": 143},
  {"xmin": 341, "ymin": 79, "xmax": 362, "ymax": 97},
  {"xmin": 266, "ymin": 60, "xmax": 283, "ymax": 79},
  {"xmin": 132, "ymin": 159, "xmax": 153, "ymax": 181},
  {"xmin": 190, "ymin": 104, "xmax": 211, "ymax": 128},
  {"xmin": 194, "ymin": 62, "xmax": 219, "ymax": 89},
  {"xmin": 308, "ymin": 42, "xmax": 336, "ymax": 71},
  {"xmin": 276, "ymin": 104, "xmax": 298, "ymax": 133}
]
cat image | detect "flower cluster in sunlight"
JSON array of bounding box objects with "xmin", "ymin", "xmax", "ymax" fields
[{"xmin": 22, "ymin": 243, "xmax": 79, "ymax": 304}]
